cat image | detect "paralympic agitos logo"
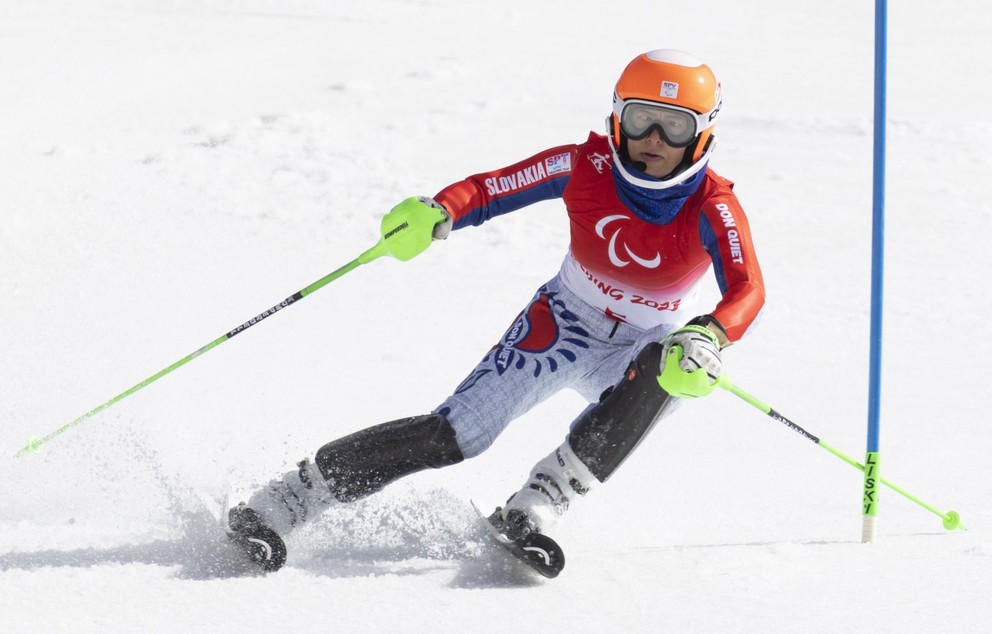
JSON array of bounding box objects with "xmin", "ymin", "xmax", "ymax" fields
[{"xmin": 595, "ymin": 214, "xmax": 661, "ymax": 269}]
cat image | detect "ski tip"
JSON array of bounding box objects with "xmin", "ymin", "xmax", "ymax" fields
[
  {"xmin": 472, "ymin": 499, "xmax": 565, "ymax": 579},
  {"xmin": 227, "ymin": 526, "xmax": 287, "ymax": 573},
  {"xmin": 517, "ymin": 532, "xmax": 565, "ymax": 578}
]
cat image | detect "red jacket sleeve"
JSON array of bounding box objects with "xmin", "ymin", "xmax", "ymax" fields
[
  {"xmin": 697, "ymin": 185, "xmax": 765, "ymax": 344},
  {"xmin": 433, "ymin": 145, "xmax": 579, "ymax": 229}
]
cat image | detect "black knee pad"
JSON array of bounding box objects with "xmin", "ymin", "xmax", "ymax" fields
[
  {"xmin": 314, "ymin": 413, "xmax": 465, "ymax": 503},
  {"xmin": 568, "ymin": 342, "xmax": 675, "ymax": 482}
]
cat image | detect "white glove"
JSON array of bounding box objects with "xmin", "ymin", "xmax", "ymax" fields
[
  {"xmin": 657, "ymin": 318, "xmax": 725, "ymax": 398},
  {"xmin": 661, "ymin": 325, "xmax": 722, "ymax": 379},
  {"xmin": 416, "ymin": 196, "xmax": 452, "ymax": 240}
]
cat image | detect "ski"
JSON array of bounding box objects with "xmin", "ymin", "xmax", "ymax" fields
[
  {"xmin": 471, "ymin": 501, "xmax": 565, "ymax": 579},
  {"xmin": 225, "ymin": 504, "xmax": 288, "ymax": 573}
]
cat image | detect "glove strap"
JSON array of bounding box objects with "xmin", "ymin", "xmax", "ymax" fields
[{"xmin": 685, "ymin": 314, "xmax": 730, "ymax": 348}]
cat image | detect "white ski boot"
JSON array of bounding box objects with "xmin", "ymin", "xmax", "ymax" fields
[
  {"xmin": 490, "ymin": 441, "xmax": 596, "ymax": 540},
  {"xmin": 232, "ymin": 458, "xmax": 337, "ymax": 539}
]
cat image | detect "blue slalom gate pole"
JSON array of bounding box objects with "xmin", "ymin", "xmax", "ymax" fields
[{"xmin": 863, "ymin": 0, "xmax": 887, "ymax": 543}]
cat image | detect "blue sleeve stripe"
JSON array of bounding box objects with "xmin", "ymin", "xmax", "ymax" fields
[
  {"xmin": 453, "ymin": 174, "xmax": 571, "ymax": 229},
  {"xmin": 698, "ymin": 213, "xmax": 729, "ymax": 294}
]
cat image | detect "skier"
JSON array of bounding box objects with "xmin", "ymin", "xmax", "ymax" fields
[{"xmin": 227, "ymin": 49, "xmax": 765, "ymax": 572}]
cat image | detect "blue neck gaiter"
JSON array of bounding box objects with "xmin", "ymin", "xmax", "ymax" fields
[{"xmin": 612, "ymin": 161, "xmax": 707, "ymax": 225}]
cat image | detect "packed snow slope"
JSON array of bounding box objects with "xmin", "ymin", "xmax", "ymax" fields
[{"xmin": 2, "ymin": 1, "xmax": 990, "ymax": 632}]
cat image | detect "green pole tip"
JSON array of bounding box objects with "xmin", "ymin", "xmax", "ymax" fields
[
  {"xmin": 943, "ymin": 510, "xmax": 963, "ymax": 531},
  {"xmin": 15, "ymin": 436, "xmax": 44, "ymax": 458}
]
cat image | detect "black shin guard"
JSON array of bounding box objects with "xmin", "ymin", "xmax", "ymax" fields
[
  {"xmin": 568, "ymin": 342, "xmax": 676, "ymax": 482},
  {"xmin": 314, "ymin": 413, "xmax": 465, "ymax": 503}
]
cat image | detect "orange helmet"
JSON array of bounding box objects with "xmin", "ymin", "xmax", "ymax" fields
[{"xmin": 608, "ymin": 50, "xmax": 722, "ymax": 165}]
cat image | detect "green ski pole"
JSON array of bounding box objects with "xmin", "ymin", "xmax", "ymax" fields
[
  {"xmin": 15, "ymin": 197, "xmax": 445, "ymax": 458},
  {"xmin": 719, "ymin": 377, "xmax": 965, "ymax": 532}
]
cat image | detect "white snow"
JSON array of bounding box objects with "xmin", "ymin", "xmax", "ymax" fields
[{"xmin": 2, "ymin": 1, "xmax": 990, "ymax": 632}]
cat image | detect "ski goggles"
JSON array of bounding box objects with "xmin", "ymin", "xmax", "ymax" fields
[{"xmin": 616, "ymin": 100, "xmax": 709, "ymax": 148}]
